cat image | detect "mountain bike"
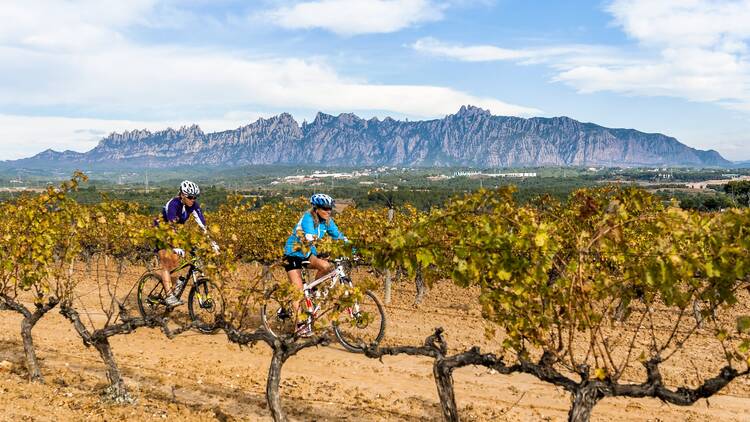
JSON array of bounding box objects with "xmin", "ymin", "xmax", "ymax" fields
[
  {"xmin": 136, "ymin": 255, "xmax": 224, "ymax": 334},
  {"xmin": 261, "ymin": 258, "xmax": 386, "ymax": 352}
]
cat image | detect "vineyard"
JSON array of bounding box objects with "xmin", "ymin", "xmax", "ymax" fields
[{"xmin": 1, "ymin": 172, "xmax": 750, "ymax": 422}]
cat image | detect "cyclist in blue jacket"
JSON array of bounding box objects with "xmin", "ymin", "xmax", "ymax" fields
[
  {"xmin": 283, "ymin": 194, "xmax": 348, "ymax": 333},
  {"xmin": 284, "ymin": 193, "xmax": 347, "ymax": 281}
]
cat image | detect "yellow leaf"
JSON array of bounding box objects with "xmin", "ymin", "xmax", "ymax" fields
[{"xmin": 534, "ymin": 232, "xmax": 548, "ymax": 247}]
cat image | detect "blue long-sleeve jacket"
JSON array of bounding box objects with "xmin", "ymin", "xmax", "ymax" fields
[{"xmin": 284, "ymin": 212, "xmax": 346, "ymax": 258}]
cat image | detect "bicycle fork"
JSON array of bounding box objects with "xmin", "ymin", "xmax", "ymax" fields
[{"xmin": 301, "ymin": 294, "xmax": 319, "ymax": 331}]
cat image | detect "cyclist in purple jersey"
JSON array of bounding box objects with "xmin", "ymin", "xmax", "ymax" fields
[{"xmin": 155, "ymin": 180, "xmax": 218, "ymax": 307}]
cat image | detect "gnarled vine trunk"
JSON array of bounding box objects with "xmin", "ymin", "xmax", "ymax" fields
[
  {"xmin": 414, "ymin": 267, "xmax": 426, "ymax": 306},
  {"xmin": 364, "ymin": 328, "xmax": 516, "ymax": 422},
  {"xmin": 1, "ymin": 295, "xmax": 59, "ymax": 383},
  {"xmin": 383, "ymin": 269, "xmax": 392, "ymax": 304},
  {"xmin": 20, "ymin": 317, "xmax": 43, "ymax": 382},
  {"xmin": 433, "ymin": 359, "xmax": 459, "ymax": 421},
  {"xmin": 219, "ymin": 319, "xmax": 330, "ymax": 422},
  {"xmin": 568, "ymin": 383, "xmax": 602, "ymax": 422},
  {"xmin": 60, "ymin": 303, "xmax": 172, "ymax": 402},
  {"xmin": 266, "ymin": 345, "xmax": 288, "ymax": 422},
  {"xmin": 92, "ymin": 338, "xmax": 130, "ymax": 402}
]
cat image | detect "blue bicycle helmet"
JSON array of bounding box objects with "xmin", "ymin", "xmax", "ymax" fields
[{"xmin": 310, "ymin": 193, "xmax": 334, "ymax": 208}]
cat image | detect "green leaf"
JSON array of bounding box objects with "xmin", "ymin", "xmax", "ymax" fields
[
  {"xmin": 497, "ymin": 270, "xmax": 512, "ymax": 281},
  {"xmin": 416, "ymin": 249, "xmax": 434, "ymax": 267},
  {"xmin": 737, "ymin": 316, "xmax": 750, "ymax": 333}
]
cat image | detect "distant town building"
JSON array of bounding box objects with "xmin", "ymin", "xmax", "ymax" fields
[{"xmin": 452, "ymin": 171, "xmax": 536, "ymax": 178}]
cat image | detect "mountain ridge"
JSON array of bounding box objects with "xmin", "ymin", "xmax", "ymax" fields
[{"xmin": 7, "ymin": 106, "xmax": 731, "ymax": 168}]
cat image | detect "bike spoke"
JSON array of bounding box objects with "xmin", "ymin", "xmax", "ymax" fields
[
  {"xmin": 188, "ymin": 279, "xmax": 224, "ymax": 334},
  {"xmin": 334, "ymin": 290, "xmax": 385, "ymax": 352},
  {"xmin": 137, "ymin": 273, "xmax": 167, "ymax": 319}
]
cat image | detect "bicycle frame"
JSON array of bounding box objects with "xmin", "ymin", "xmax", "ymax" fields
[
  {"xmin": 299, "ymin": 260, "xmax": 359, "ymax": 330},
  {"xmin": 171, "ymin": 258, "xmax": 205, "ymax": 299}
]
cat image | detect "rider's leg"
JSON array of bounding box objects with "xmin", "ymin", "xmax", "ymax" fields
[
  {"xmin": 308, "ymin": 255, "xmax": 332, "ymax": 279},
  {"xmin": 287, "ymin": 268, "xmax": 305, "ymax": 318},
  {"xmin": 157, "ymin": 249, "xmax": 180, "ymax": 305},
  {"xmin": 157, "ymin": 249, "xmax": 179, "ymax": 292},
  {"xmin": 285, "ymin": 260, "xmax": 313, "ymax": 336},
  {"xmin": 287, "ymin": 268, "xmax": 303, "ymax": 290}
]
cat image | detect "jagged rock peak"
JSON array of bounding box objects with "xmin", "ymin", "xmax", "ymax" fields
[
  {"xmin": 276, "ymin": 112, "xmax": 296, "ymax": 121},
  {"xmin": 177, "ymin": 124, "xmax": 204, "ymax": 136},
  {"xmin": 270, "ymin": 113, "xmax": 300, "ymax": 129},
  {"xmin": 455, "ymin": 105, "xmax": 491, "ymax": 118},
  {"xmin": 99, "ymin": 128, "xmax": 152, "ymax": 146},
  {"xmin": 110, "ymin": 128, "xmax": 152, "ymax": 138},
  {"xmin": 336, "ymin": 112, "xmax": 364, "ymax": 126},
  {"xmin": 311, "ymin": 112, "xmax": 335, "ymax": 126}
]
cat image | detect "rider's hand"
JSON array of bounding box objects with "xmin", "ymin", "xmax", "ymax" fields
[
  {"xmin": 172, "ymin": 248, "xmax": 186, "ymax": 257},
  {"xmin": 211, "ymin": 240, "xmax": 220, "ymax": 253},
  {"xmin": 304, "ymin": 233, "xmax": 315, "ymax": 242}
]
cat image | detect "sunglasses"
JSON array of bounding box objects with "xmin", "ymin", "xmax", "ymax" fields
[
  {"xmin": 185, "ymin": 195, "xmax": 197, "ymax": 200},
  {"xmin": 319, "ymin": 207, "xmax": 332, "ymax": 211}
]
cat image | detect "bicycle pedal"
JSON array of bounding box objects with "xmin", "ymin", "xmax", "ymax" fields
[{"xmin": 276, "ymin": 307, "xmax": 291, "ymax": 320}]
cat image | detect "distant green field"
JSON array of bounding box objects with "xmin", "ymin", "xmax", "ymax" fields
[{"xmin": 0, "ymin": 166, "xmax": 747, "ymax": 212}]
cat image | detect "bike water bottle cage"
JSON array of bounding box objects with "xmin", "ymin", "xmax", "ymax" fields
[{"xmin": 175, "ymin": 276, "xmax": 187, "ymax": 294}]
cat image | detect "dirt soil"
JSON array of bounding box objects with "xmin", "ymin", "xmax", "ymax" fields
[{"xmin": 1, "ymin": 266, "xmax": 750, "ymax": 422}]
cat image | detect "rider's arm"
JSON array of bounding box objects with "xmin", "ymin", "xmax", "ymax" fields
[
  {"xmin": 326, "ymin": 218, "xmax": 347, "ymax": 242},
  {"xmin": 191, "ymin": 203, "xmax": 219, "ymax": 252},
  {"xmin": 298, "ymin": 213, "xmax": 317, "ymax": 242},
  {"xmin": 190, "ymin": 204, "xmax": 207, "ymax": 232}
]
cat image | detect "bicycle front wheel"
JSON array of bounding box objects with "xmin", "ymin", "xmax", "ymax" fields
[
  {"xmin": 137, "ymin": 272, "xmax": 168, "ymax": 319},
  {"xmin": 260, "ymin": 284, "xmax": 297, "ymax": 338},
  {"xmin": 187, "ymin": 278, "xmax": 224, "ymax": 334},
  {"xmin": 333, "ymin": 290, "xmax": 386, "ymax": 353}
]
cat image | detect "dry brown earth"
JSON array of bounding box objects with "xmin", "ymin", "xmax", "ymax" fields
[{"xmin": 1, "ymin": 267, "xmax": 750, "ymax": 421}]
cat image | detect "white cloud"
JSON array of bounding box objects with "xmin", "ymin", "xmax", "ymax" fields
[
  {"xmin": 412, "ymin": 1, "xmax": 750, "ymax": 113},
  {"xmin": 0, "ymin": 0, "xmax": 158, "ymax": 51},
  {"xmin": 559, "ymin": 0, "xmax": 750, "ymax": 107},
  {"xmin": 0, "ymin": 43, "xmax": 537, "ymax": 118},
  {"xmin": 412, "ymin": 37, "xmax": 627, "ymax": 66},
  {"xmin": 606, "ymin": 0, "xmax": 750, "ymax": 48},
  {"xmin": 263, "ymin": 0, "xmax": 445, "ymax": 35},
  {"xmin": 0, "ymin": 0, "xmax": 539, "ymax": 159}
]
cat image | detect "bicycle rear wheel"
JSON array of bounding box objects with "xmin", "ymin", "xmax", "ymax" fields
[
  {"xmin": 188, "ymin": 278, "xmax": 224, "ymax": 334},
  {"xmin": 260, "ymin": 284, "xmax": 298, "ymax": 338},
  {"xmin": 137, "ymin": 272, "xmax": 168, "ymax": 319},
  {"xmin": 333, "ymin": 290, "xmax": 386, "ymax": 353}
]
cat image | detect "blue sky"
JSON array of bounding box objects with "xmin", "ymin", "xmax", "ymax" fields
[{"xmin": 1, "ymin": 0, "xmax": 749, "ymax": 160}]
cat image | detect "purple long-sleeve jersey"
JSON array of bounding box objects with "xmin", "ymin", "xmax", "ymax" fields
[{"xmin": 158, "ymin": 197, "xmax": 207, "ymax": 230}]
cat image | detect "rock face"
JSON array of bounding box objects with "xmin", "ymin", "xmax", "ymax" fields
[{"xmin": 12, "ymin": 106, "xmax": 730, "ymax": 167}]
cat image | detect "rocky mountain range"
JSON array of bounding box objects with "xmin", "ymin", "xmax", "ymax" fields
[{"xmin": 8, "ymin": 106, "xmax": 730, "ymax": 168}]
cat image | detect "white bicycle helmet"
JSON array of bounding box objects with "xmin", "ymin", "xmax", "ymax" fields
[
  {"xmin": 310, "ymin": 193, "xmax": 334, "ymax": 208},
  {"xmin": 180, "ymin": 180, "xmax": 200, "ymax": 197}
]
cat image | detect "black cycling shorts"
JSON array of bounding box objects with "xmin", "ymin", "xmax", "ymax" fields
[{"xmin": 284, "ymin": 255, "xmax": 308, "ymax": 272}]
